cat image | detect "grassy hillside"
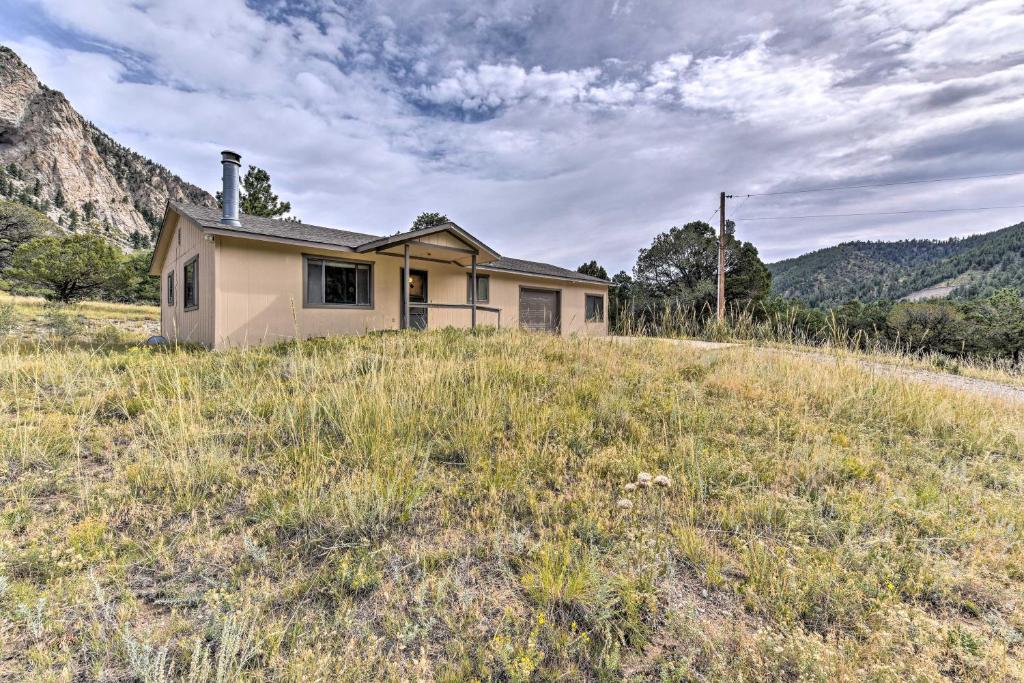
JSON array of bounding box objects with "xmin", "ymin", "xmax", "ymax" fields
[
  {"xmin": 769, "ymin": 221, "xmax": 1024, "ymax": 306},
  {"xmin": 2, "ymin": 309, "xmax": 1024, "ymax": 679}
]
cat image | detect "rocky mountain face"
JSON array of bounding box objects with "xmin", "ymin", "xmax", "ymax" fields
[{"xmin": 0, "ymin": 45, "xmax": 214, "ymax": 249}]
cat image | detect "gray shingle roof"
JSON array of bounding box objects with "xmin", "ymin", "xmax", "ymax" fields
[
  {"xmin": 172, "ymin": 202, "xmax": 377, "ymax": 249},
  {"xmin": 482, "ymin": 257, "xmax": 610, "ymax": 284},
  {"xmin": 170, "ymin": 202, "xmax": 609, "ymax": 285}
]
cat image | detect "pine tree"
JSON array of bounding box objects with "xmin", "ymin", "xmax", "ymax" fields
[
  {"xmin": 217, "ymin": 166, "xmax": 292, "ymax": 218},
  {"xmin": 577, "ymin": 260, "xmax": 609, "ymax": 280},
  {"xmin": 410, "ymin": 212, "xmax": 449, "ymax": 231}
]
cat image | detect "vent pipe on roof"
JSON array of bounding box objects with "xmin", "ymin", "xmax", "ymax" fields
[{"xmin": 220, "ymin": 150, "xmax": 241, "ymax": 227}]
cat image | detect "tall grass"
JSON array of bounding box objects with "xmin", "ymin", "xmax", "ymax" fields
[
  {"xmin": 2, "ymin": 322, "xmax": 1023, "ymax": 679},
  {"xmin": 616, "ymin": 299, "xmax": 1024, "ymax": 387},
  {"xmin": 617, "ymin": 299, "xmax": 886, "ymax": 348}
]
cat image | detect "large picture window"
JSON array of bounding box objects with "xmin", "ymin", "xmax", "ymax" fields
[
  {"xmin": 305, "ymin": 256, "xmax": 372, "ymax": 307},
  {"xmin": 183, "ymin": 256, "xmax": 198, "ymax": 310},
  {"xmin": 466, "ymin": 274, "xmax": 490, "ymax": 303},
  {"xmin": 585, "ymin": 294, "xmax": 604, "ymax": 323}
]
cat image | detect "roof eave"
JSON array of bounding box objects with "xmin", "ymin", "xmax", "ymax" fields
[
  {"xmin": 200, "ymin": 226, "xmax": 359, "ymax": 252},
  {"xmin": 148, "ymin": 203, "xmax": 179, "ymax": 276},
  {"xmin": 477, "ymin": 265, "xmax": 610, "ymax": 286},
  {"xmin": 171, "ymin": 201, "xmax": 379, "ymax": 250}
]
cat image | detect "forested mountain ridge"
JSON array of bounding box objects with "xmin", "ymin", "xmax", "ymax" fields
[
  {"xmin": 0, "ymin": 45, "xmax": 214, "ymax": 250},
  {"xmin": 768, "ymin": 221, "xmax": 1024, "ymax": 307}
]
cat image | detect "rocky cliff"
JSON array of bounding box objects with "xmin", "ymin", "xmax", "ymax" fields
[{"xmin": 0, "ymin": 45, "xmax": 215, "ymax": 249}]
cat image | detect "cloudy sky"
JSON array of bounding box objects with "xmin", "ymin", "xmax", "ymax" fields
[{"xmin": 3, "ymin": 0, "xmax": 1023, "ymax": 272}]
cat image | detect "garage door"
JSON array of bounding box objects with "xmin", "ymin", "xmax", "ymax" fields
[{"xmin": 519, "ymin": 288, "xmax": 560, "ymax": 333}]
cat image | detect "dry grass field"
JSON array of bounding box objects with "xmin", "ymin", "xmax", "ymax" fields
[
  {"xmin": 2, "ymin": 299, "xmax": 1023, "ymax": 680},
  {"xmin": 0, "ymin": 293, "xmax": 159, "ymax": 343}
]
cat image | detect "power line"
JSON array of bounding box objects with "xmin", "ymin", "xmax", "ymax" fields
[
  {"xmin": 731, "ymin": 193, "xmax": 752, "ymax": 215},
  {"xmin": 734, "ymin": 170, "xmax": 1024, "ymax": 198},
  {"xmin": 735, "ymin": 204, "xmax": 1024, "ymax": 221}
]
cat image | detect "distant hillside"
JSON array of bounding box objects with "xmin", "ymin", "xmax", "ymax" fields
[
  {"xmin": 0, "ymin": 45, "xmax": 215, "ymax": 249},
  {"xmin": 768, "ymin": 221, "xmax": 1024, "ymax": 307}
]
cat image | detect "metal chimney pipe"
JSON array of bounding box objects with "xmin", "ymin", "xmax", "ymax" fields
[{"xmin": 220, "ymin": 150, "xmax": 241, "ymax": 226}]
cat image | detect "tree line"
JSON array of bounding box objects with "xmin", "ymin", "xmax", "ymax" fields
[
  {"xmin": 579, "ymin": 219, "xmax": 1024, "ymax": 364},
  {"xmin": 768, "ymin": 221, "xmax": 1024, "ymax": 307},
  {"xmin": 754, "ymin": 295, "xmax": 1024, "ymax": 363}
]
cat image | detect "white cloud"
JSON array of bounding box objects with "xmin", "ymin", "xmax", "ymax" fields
[
  {"xmin": 674, "ymin": 34, "xmax": 843, "ymax": 125},
  {"xmin": 421, "ymin": 62, "xmax": 602, "ymax": 109},
  {"xmin": 906, "ymin": 0, "xmax": 1024, "ymax": 65},
  {"xmin": 3, "ymin": 0, "xmax": 1023, "ymax": 273}
]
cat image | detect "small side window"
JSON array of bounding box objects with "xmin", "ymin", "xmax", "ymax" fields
[
  {"xmin": 183, "ymin": 256, "xmax": 198, "ymax": 310},
  {"xmin": 467, "ymin": 274, "xmax": 490, "ymax": 303},
  {"xmin": 166, "ymin": 272, "xmax": 174, "ymax": 306},
  {"xmin": 585, "ymin": 294, "xmax": 604, "ymax": 323}
]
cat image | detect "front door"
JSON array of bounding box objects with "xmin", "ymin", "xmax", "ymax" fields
[{"xmin": 401, "ymin": 268, "xmax": 428, "ymax": 330}]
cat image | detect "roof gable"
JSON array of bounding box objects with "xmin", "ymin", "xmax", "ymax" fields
[{"xmin": 354, "ymin": 221, "xmax": 501, "ymax": 265}]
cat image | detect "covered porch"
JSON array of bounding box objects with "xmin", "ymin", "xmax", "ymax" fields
[{"xmin": 355, "ymin": 222, "xmax": 502, "ymax": 330}]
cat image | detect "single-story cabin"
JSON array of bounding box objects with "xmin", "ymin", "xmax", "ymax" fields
[{"xmin": 148, "ymin": 151, "xmax": 610, "ymax": 349}]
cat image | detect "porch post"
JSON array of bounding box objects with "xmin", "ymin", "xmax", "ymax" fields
[
  {"xmin": 471, "ymin": 253, "xmax": 477, "ymax": 329},
  {"xmin": 403, "ymin": 243, "xmax": 410, "ymax": 330}
]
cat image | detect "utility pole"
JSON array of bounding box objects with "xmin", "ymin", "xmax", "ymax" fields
[{"xmin": 717, "ymin": 191, "xmax": 726, "ymax": 322}]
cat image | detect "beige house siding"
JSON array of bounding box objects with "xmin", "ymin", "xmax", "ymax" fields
[
  {"xmin": 159, "ymin": 213, "xmax": 216, "ymax": 347},
  {"xmin": 211, "ymin": 236, "xmax": 607, "ymax": 349}
]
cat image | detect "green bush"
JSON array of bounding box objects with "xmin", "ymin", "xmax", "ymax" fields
[
  {"xmin": 0, "ymin": 301, "xmax": 19, "ymax": 336},
  {"xmin": 7, "ymin": 234, "xmax": 121, "ymax": 303},
  {"xmin": 42, "ymin": 304, "xmax": 83, "ymax": 338},
  {"xmin": 92, "ymin": 324, "xmax": 125, "ymax": 347}
]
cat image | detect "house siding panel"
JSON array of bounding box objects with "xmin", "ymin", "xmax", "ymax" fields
[
  {"xmin": 160, "ymin": 213, "xmax": 215, "ymax": 347},
  {"xmin": 416, "ymin": 232, "xmax": 471, "ymax": 250}
]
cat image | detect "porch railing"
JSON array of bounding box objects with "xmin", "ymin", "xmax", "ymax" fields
[{"xmin": 411, "ymin": 302, "xmax": 502, "ymax": 329}]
